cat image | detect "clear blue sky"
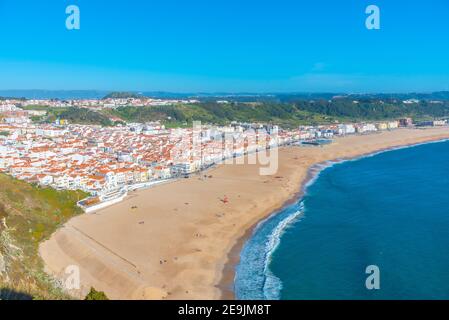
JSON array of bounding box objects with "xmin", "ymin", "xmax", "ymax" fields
[{"xmin": 0, "ymin": 0, "xmax": 448, "ymax": 92}]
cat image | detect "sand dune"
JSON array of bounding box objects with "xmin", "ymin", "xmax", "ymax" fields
[{"xmin": 39, "ymin": 127, "xmax": 449, "ymax": 299}]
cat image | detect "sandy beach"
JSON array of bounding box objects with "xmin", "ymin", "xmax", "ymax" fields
[{"xmin": 39, "ymin": 127, "xmax": 449, "ymax": 300}]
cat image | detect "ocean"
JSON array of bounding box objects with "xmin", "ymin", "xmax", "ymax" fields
[{"xmin": 235, "ymin": 139, "xmax": 449, "ymax": 300}]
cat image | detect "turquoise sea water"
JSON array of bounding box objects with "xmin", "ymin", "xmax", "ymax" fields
[{"xmin": 235, "ymin": 140, "xmax": 449, "ymax": 300}]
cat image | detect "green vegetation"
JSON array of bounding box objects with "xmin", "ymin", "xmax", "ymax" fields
[
  {"xmin": 224, "ymin": 100, "xmax": 441, "ymax": 125},
  {"xmin": 107, "ymin": 103, "xmax": 342, "ymax": 128},
  {"xmin": 102, "ymin": 91, "xmax": 143, "ymax": 99},
  {"xmin": 109, "ymin": 99, "xmax": 449, "ymax": 128},
  {"xmin": 0, "ymin": 174, "xmax": 88, "ymax": 300},
  {"xmin": 57, "ymin": 107, "xmax": 113, "ymax": 126},
  {"xmin": 30, "ymin": 115, "xmax": 45, "ymax": 123},
  {"xmin": 293, "ymin": 99, "xmax": 449, "ymax": 121},
  {"xmin": 21, "ymin": 106, "xmax": 114, "ymax": 126},
  {"xmin": 20, "ymin": 105, "xmax": 53, "ymax": 111},
  {"xmin": 18, "ymin": 106, "xmax": 69, "ymax": 124},
  {"xmin": 20, "ymin": 98, "xmax": 449, "ymax": 128},
  {"xmin": 0, "ymin": 131, "xmax": 9, "ymax": 137},
  {"xmin": 84, "ymin": 287, "xmax": 109, "ymax": 300}
]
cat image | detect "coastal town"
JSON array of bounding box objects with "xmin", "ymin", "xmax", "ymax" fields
[
  {"xmin": 2, "ymin": 0, "xmax": 449, "ymax": 305},
  {"xmin": 1, "ymin": 97, "xmax": 448, "ymax": 211}
]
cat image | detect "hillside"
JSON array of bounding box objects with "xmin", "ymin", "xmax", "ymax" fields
[
  {"xmin": 0, "ymin": 174, "xmax": 87, "ymax": 300},
  {"xmin": 22, "ymin": 98, "xmax": 449, "ymax": 128},
  {"xmin": 108, "ymin": 103, "xmax": 342, "ymax": 127},
  {"xmin": 57, "ymin": 107, "xmax": 113, "ymax": 126},
  {"xmin": 19, "ymin": 106, "xmax": 119, "ymax": 127},
  {"xmin": 107, "ymin": 99, "xmax": 449, "ymax": 128},
  {"xmin": 293, "ymin": 99, "xmax": 449, "ymax": 120},
  {"xmin": 102, "ymin": 91, "xmax": 144, "ymax": 99}
]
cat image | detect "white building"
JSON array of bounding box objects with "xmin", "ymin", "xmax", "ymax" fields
[
  {"xmin": 338, "ymin": 124, "xmax": 356, "ymax": 135},
  {"xmin": 357, "ymin": 123, "xmax": 378, "ymax": 133},
  {"xmin": 171, "ymin": 162, "xmax": 196, "ymax": 176},
  {"xmin": 387, "ymin": 121, "xmax": 399, "ymax": 129}
]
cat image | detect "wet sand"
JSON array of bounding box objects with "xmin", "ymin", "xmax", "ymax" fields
[{"xmin": 39, "ymin": 127, "xmax": 449, "ymax": 300}]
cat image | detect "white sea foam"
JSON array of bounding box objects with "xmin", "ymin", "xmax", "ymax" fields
[{"xmin": 262, "ymin": 203, "xmax": 304, "ymax": 299}]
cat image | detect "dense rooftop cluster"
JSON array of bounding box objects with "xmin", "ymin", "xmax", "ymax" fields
[{"xmin": 1, "ymin": 99, "xmax": 447, "ymax": 199}]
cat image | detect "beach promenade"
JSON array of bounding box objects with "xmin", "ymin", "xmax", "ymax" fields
[{"xmin": 39, "ymin": 127, "xmax": 449, "ymax": 300}]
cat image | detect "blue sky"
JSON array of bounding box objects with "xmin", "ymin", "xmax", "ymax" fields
[{"xmin": 0, "ymin": 0, "xmax": 448, "ymax": 92}]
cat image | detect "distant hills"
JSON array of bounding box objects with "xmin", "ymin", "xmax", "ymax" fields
[
  {"xmin": 0, "ymin": 90, "xmax": 109, "ymax": 100},
  {"xmin": 102, "ymin": 92, "xmax": 144, "ymax": 100},
  {"xmin": 1, "ymin": 90, "xmax": 449, "ymax": 101},
  {"xmin": 275, "ymin": 92, "xmax": 449, "ymax": 102}
]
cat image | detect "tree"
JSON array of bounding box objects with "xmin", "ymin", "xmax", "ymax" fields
[{"xmin": 84, "ymin": 287, "xmax": 109, "ymax": 300}]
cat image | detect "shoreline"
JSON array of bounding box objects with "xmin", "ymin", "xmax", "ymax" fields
[
  {"xmin": 39, "ymin": 127, "xmax": 449, "ymax": 300},
  {"xmin": 218, "ymin": 133, "xmax": 449, "ymax": 300},
  {"xmin": 217, "ymin": 179, "xmax": 305, "ymax": 299}
]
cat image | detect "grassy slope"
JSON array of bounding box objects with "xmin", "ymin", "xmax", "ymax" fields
[
  {"xmin": 106, "ymin": 103, "xmax": 346, "ymax": 128},
  {"xmin": 0, "ymin": 173, "xmax": 88, "ymax": 300},
  {"xmin": 24, "ymin": 100, "xmax": 449, "ymax": 128}
]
